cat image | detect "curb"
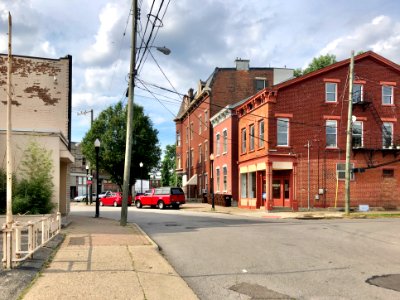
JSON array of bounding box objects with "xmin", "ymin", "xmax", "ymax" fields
[{"xmin": 130, "ymin": 222, "xmax": 160, "ymax": 250}]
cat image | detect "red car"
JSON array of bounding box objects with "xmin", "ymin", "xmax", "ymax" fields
[
  {"xmin": 99, "ymin": 192, "xmax": 132, "ymax": 207},
  {"xmin": 135, "ymin": 187, "xmax": 185, "ymax": 209}
]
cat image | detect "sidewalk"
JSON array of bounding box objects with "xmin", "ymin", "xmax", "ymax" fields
[{"xmin": 21, "ymin": 215, "xmax": 198, "ymax": 300}]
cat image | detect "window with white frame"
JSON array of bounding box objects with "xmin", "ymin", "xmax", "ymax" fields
[
  {"xmin": 277, "ymin": 118, "xmax": 289, "ymax": 146},
  {"xmin": 326, "ymin": 120, "xmax": 337, "ymax": 148},
  {"xmin": 248, "ymin": 172, "xmax": 256, "ymax": 198},
  {"xmin": 216, "ymin": 167, "xmax": 220, "ymax": 192},
  {"xmin": 176, "ymin": 131, "xmax": 181, "ymax": 146},
  {"xmin": 382, "ymin": 85, "xmax": 394, "ymax": 105},
  {"xmin": 255, "ymin": 78, "xmax": 266, "ymax": 91},
  {"xmin": 259, "ymin": 120, "xmax": 264, "ymax": 148},
  {"xmin": 382, "ymin": 122, "xmax": 393, "ymax": 148},
  {"xmin": 216, "ymin": 133, "xmax": 220, "ymax": 155},
  {"xmin": 223, "ymin": 166, "xmax": 227, "ymax": 191},
  {"xmin": 241, "ymin": 128, "xmax": 247, "ymax": 153},
  {"xmin": 325, "ymin": 82, "xmax": 337, "ymax": 102},
  {"xmin": 352, "ymin": 84, "xmax": 363, "ymax": 103},
  {"xmin": 250, "ymin": 124, "xmax": 255, "ymax": 151},
  {"xmin": 352, "ymin": 121, "xmax": 363, "ymax": 148},
  {"xmin": 223, "ymin": 129, "xmax": 228, "ymax": 153},
  {"xmin": 336, "ymin": 163, "xmax": 354, "ymax": 180},
  {"xmin": 241, "ymin": 173, "xmax": 247, "ymax": 198}
]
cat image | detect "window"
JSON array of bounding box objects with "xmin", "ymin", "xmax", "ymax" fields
[
  {"xmin": 205, "ymin": 110, "xmax": 208, "ymax": 124},
  {"xmin": 382, "ymin": 85, "xmax": 394, "ymax": 105},
  {"xmin": 198, "ymin": 144, "xmax": 202, "ymax": 164},
  {"xmin": 223, "ymin": 129, "xmax": 228, "ymax": 153},
  {"xmin": 352, "ymin": 121, "xmax": 363, "ymax": 148},
  {"xmin": 241, "ymin": 173, "xmax": 247, "ymax": 198},
  {"xmin": 383, "ymin": 169, "xmax": 394, "ymax": 178},
  {"xmin": 186, "ymin": 127, "xmax": 189, "ymax": 143},
  {"xmin": 277, "ymin": 118, "xmax": 289, "ymax": 146},
  {"xmin": 326, "ymin": 82, "xmax": 337, "ymax": 102},
  {"xmin": 176, "ymin": 131, "xmax": 181, "ymax": 146},
  {"xmin": 199, "ymin": 116, "xmax": 202, "ymax": 134},
  {"xmin": 255, "ymin": 78, "xmax": 266, "ymax": 91},
  {"xmin": 223, "ymin": 166, "xmax": 227, "ymax": 191},
  {"xmin": 190, "ymin": 122, "xmax": 194, "ymax": 140},
  {"xmin": 326, "ymin": 120, "xmax": 337, "ymax": 148},
  {"xmin": 352, "ymin": 84, "xmax": 363, "ymax": 103},
  {"xmin": 190, "ymin": 149, "xmax": 194, "ymax": 167},
  {"xmin": 259, "ymin": 120, "xmax": 264, "ymax": 148},
  {"xmin": 336, "ymin": 163, "xmax": 354, "ymax": 180},
  {"xmin": 249, "ymin": 124, "xmax": 255, "ymax": 151},
  {"xmin": 186, "ymin": 151, "xmax": 189, "ymax": 168},
  {"xmin": 382, "ymin": 122, "xmax": 393, "ymax": 148},
  {"xmin": 177, "ymin": 155, "xmax": 181, "ymax": 169},
  {"xmin": 241, "ymin": 128, "xmax": 247, "ymax": 153},
  {"xmin": 204, "ymin": 173, "xmax": 208, "ymax": 192},
  {"xmin": 216, "ymin": 167, "xmax": 220, "ymax": 192},
  {"xmin": 248, "ymin": 172, "xmax": 256, "ymax": 198},
  {"xmin": 205, "ymin": 141, "xmax": 208, "ymax": 161},
  {"xmin": 216, "ymin": 133, "xmax": 220, "ymax": 155}
]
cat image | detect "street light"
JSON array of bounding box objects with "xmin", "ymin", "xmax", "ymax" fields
[
  {"xmin": 85, "ymin": 164, "xmax": 89, "ymax": 205},
  {"xmin": 137, "ymin": 46, "xmax": 171, "ymax": 56},
  {"xmin": 139, "ymin": 162, "xmax": 143, "ymax": 193},
  {"xmin": 209, "ymin": 153, "xmax": 215, "ymax": 211},
  {"xmin": 94, "ymin": 138, "xmax": 101, "ymax": 218}
]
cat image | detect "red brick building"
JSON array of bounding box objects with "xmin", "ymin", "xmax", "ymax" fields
[
  {"xmin": 237, "ymin": 51, "xmax": 400, "ymax": 210},
  {"xmin": 174, "ymin": 59, "xmax": 293, "ymax": 201}
]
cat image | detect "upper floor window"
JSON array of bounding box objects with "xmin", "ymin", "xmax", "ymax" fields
[
  {"xmin": 186, "ymin": 151, "xmax": 189, "ymax": 168},
  {"xmin": 337, "ymin": 163, "xmax": 354, "ymax": 180},
  {"xmin": 382, "ymin": 85, "xmax": 394, "ymax": 105},
  {"xmin": 326, "ymin": 120, "xmax": 337, "ymax": 148},
  {"xmin": 190, "ymin": 149, "xmax": 194, "ymax": 167},
  {"xmin": 255, "ymin": 78, "xmax": 267, "ymax": 91},
  {"xmin": 382, "ymin": 122, "xmax": 393, "ymax": 148},
  {"xmin": 204, "ymin": 141, "xmax": 208, "ymax": 161},
  {"xmin": 216, "ymin": 133, "xmax": 221, "ymax": 155},
  {"xmin": 241, "ymin": 128, "xmax": 247, "ymax": 154},
  {"xmin": 223, "ymin": 129, "xmax": 228, "ymax": 153},
  {"xmin": 190, "ymin": 122, "xmax": 194, "ymax": 140},
  {"xmin": 199, "ymin": 115, "xmax": 202, "ymax": 134},
  {"xmin": 352, "ymin": 121, "xmax": 363, "ymax": 148},
  {"xmin": 223, "ymin": 166, "xmax": 227, "ymax": 191},
  {"xmin": 249, "ymin": 124, "xmax": 255, "ymax": 151},
  {"xmin": 176, "ymin": 155, "xmax": 181, "ymax": 169},
  {"xmin": 216, "ymin": 167, "xmax": 220, "ymax": 192},
  {"xmin": 198, "ymin": 144, "xmax": 202, "ymax": 163},
  {"xmin": 325, "ymin": 82, "xmax": 337, "ymax": 102},
  {"xmin": 352, "ymin": 84, "xmax": 363, "ymax": 103},
  {"xmin": 176, "ymin": 131, "xmax": 181, "ymax": 146},
  {"xmin": 259, "ymin": 120, "xmax": 264, "ymax": 148},
  {"xmin": 277, "ymin": 118, "xmax": 289, "ymax": 146}
]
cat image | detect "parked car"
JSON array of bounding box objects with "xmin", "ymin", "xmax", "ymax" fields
[
  {"xmin": 99, "ymin": 192, "xmax": 132, "ymax": 207},
  {"xmin": 73, "ymin": 194, "xmax": 96, "ymax": 202},
  {"xmin": 99, "ymin": 190, "xmax": 112, "ymax": 199},
  {"xmin": 135, "ymin": 187, "xmax": 185, "ymax": 209}
]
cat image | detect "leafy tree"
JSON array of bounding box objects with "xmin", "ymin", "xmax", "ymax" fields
[
  {"xmin": 294, "ymin": 54, "xmax": 337, "ymax": 77},
  {"xmin": 13, "ymin": 140, "xmax": 54, "ymax": 214},
  {"xmin": 160, "ymin": 144, "xmax": 179, "ymax": 186},
  {"xmin": 81, "ymin": 101, "xmax": 161, "ymax": 191}
]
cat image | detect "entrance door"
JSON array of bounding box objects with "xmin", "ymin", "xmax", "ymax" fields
[{"xmin": 272, "ymin": 177, "xmax": 291, "ymax": 207}]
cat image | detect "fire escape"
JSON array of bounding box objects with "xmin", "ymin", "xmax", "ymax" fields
[{"xmin": 352, "ymin": 91, "xmax": 400, "ymax": 168}]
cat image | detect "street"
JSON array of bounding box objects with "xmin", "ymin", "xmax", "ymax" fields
[{"xmin": 72, "ymin": 204, "xmax": 400, "ymax": 299}]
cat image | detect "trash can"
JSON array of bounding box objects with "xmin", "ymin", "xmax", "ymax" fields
[{"xmin": 224, "ymin": 195, "xmax": 232, "ymax": 207}]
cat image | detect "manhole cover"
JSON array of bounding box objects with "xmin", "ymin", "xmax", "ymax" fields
[
  {"xmin": 230, "ymin": 282, "xmax": 293, "ymax": 299},
  {"xmin": 366, "ymin": 274, "xmax": 400, "ymax": 292},
  {"xmin": 68, "ymin": 237, "xmax": 85, "ymax": 246}
]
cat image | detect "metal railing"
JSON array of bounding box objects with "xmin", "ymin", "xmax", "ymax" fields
[{"xmin": 2, "ymin": 212, "xmax": 61, "ymax": 269}]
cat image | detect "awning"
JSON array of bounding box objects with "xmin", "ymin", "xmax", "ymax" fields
[{"xmin": 184, "ymin": 174, "xmax": 198, "ymax": 186}]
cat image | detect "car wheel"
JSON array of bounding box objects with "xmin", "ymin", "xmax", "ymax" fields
[
  {"xmin": 113, "ymin": 201, "xmax": 118, "ymax": 207},
  {"xmin": 100, "ymin": 201, "xmax": 104, "ymax": 206},
  {"xmin": 135, "ymin": 201, "xmax": 142, "ymax": 208},
  {"xmin": 158, "ymin": 200, "xmax": 165, "ymax": 210}
]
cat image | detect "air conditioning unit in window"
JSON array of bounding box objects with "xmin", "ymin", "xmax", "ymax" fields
[{"xmin": 202, "ymin": 189, "xmax": 208, "ymax": 194}]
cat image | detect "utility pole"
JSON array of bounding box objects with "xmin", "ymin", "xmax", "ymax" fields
[
  {"xmin": 6, "ymin": 12, "xmax": 13, "ymax": 227},
  {"xmin": 121, "ymin": 0, "xmax": 137, "ymax": 226},
  {"xmin": 344, "ymin": 51, "xmax": 355, "ymax": 215},
  {"xmin": 306, "ymin": 140, "xmax": 311, "ymax": 211}
]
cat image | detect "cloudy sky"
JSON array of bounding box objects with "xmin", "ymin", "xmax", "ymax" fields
[{"xmin": 1, "ymin": 0, "xmax": 400, "ymax": 153}]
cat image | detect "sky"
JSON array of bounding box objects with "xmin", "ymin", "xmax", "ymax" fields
[{"xmin": 1, "ymin": 0, "xmax": 400, "ymax": 154}]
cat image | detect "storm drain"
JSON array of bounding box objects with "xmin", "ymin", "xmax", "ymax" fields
[
  {"xmin": 68, "ymin": 237, "xmax": 86, "ymax": 246},
  {"xmin": 366, "ymin": 274, "xmax": 400, "ymax": 292},
  {"xmin": 230, "ymin": 282, "xmax": 293, "ymax": 299}
]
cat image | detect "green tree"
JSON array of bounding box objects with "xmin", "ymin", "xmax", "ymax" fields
[
  {"xmin": 161, "ymin": 144, "xmax": 178, "ymax": 186},
  {"xmin": 81, "ymin": 101, "xmax": 161, "ymax": 191},
  {"xmin": 13, "ymin": 140, "xmax": 54, "ymax": 214},
  {"xmin": 294, "ymin": 54, "xmax": 337, "ymax": 77}
]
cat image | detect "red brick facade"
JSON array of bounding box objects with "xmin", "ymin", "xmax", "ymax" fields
[{"xmin": 237, "ymin": 51, "xmax": 400, "ymax": 210}]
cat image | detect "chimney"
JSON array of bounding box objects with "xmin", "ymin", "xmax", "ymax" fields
[
  {"xmin": 235, "ymin": 58, "xmax": 250, "ymax": 71},
  {"xmin": 188, "ymin": 88, "xmax": 194, "ymax": 100}
]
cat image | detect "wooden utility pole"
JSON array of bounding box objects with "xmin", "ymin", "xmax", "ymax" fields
[
  {"xmin": 6, "ymin": 12, "xmax": 13, "ymax": 226},
  {"xmin": 344, "ymin": 51, "xmax": 355, "ymax": 215},
  {"xmin": 121, "ymin": 0, "xmax": 137, "ymax": 226}
]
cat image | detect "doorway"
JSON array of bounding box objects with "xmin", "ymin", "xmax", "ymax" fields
[{"xmin": 272, "ymin": 172, "xmax": 291, "ymax": 207}]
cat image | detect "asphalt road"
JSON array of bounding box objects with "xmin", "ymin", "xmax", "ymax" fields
[{"xmin": 72, "ymin": 204, "xmax": 400, "ymax": 300}]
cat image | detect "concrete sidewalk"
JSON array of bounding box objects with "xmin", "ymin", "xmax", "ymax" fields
[{"xmin": 22, "ymin": 215, "xmax": 198, "ymax": 300}]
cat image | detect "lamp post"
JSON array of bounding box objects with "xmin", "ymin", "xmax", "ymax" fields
[
  {"xmin": 209, "ymin": 153, "xmax": 215, "ymax": 210},
  {"xmin": 85, "ymin": 164, "xmax": 89, "ymax": 205},
  {"xmin": 94, "ymin": 138, "xmax": 100, "ymax": 218},
  {"xmin": 139, "ymin": 162, "xmax": 143, "ymax": 193}
]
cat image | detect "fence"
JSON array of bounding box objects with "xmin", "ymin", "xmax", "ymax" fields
[{"xmin": 2, "ymin": 212, "xmax": 61, "ymax": 269}]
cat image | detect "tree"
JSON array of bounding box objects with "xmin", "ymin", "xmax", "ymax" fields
[
  {"xmin": 13, "ymin": 140, "xmax": 54, "ymax": 214},
  {"xmin": 160, "ymin": 144, "xmax": 180, "ymax": 186},
  {"xmin": 294, "ymin": 54, "xmax": 337, "ymax": 77},
  {"xmin": 81, "ymin": 102, "xmax": 161, "ymax": 191}
]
